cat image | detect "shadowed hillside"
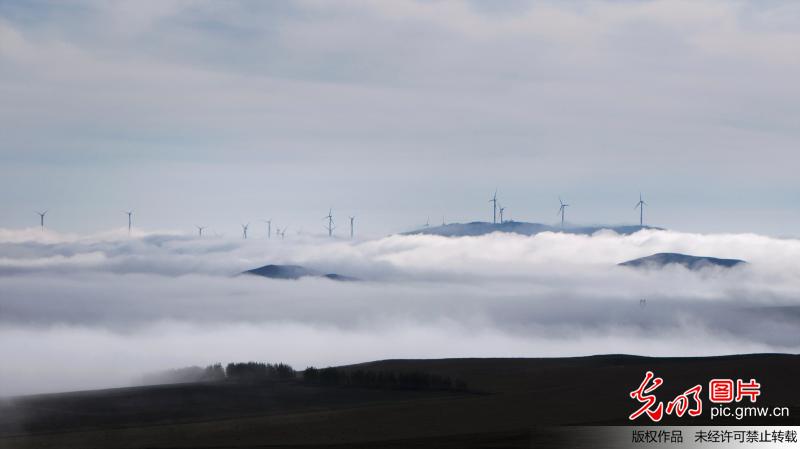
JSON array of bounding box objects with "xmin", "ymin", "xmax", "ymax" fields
[{"xmin": 1, "ymin": 354, "xmax": 798, "ymax": 448}]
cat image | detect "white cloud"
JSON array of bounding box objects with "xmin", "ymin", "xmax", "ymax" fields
[{"xmin": 0, "ymin": 227, "xmax": 798, "ymax": 395}]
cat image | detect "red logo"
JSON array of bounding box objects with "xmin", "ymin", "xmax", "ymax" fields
[
  {"xmin": 629, "ymin": 372, "xmax": 762, "ymax": 422},
  {"xmin": 709, "ymin": 379, "xmax": 734, "ymax": 403},
  {"xmin": 734, "ymin": 379, "xmax": 761, "ymax": 403},
  {"xmin": 629, "ymin": 371, "xmax": 702, "ymax": 421}
]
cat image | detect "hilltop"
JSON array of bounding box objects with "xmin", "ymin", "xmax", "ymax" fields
[
  {"xmin": 242, "ymin": 264, "xmax": 358, "ymax": 281},
  {"xmin": 404, "ymin": 221, "xmax": 660, "ymax": 237},
  {"xmin": 620, "ymin": 253, "xmax": 746, "ymax": 270},
  {"xmin": 1, "ymin": 354, "xmax": 797, "ymax": 448}
]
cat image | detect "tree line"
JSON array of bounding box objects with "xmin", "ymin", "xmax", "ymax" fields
[
  {"xmin": 302, "ymin": 366, "xmax": 468, "ymax": 391},
  {"xmin": 225, "ymin": 362, "xmax": 295, "ymax": 382},
  {"xmin": 142, "ymin": 362, "xmax": 468, "ymax": 392},
  {"xmin": 141, "ymin": 362, "xmax": 295, "ymax": 385},
  {"xmin": 141, "ymin": 363, "xmax": 227, "ymax": 385}
]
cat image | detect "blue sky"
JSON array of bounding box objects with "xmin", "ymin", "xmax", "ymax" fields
[{"xmin": 1, "ymin": 0, "xmax": 799, "ymax": 237}]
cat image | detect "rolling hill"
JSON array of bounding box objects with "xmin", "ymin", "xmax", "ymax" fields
[
  {"xmin": 620, "ymin": 253, "xmax": 746, "ymax": 270},
  {"xmin": 404, "ymin": 221, "xmax": 660, "ymax": 237},
  {"xmin": 243, "ymin": 264, "xmax": 358, "ymax": 281},
  {"xmin": 2, "ymin": 354, "xmax": 797, "ymax": 448}
]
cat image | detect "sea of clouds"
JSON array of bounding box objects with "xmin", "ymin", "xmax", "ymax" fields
[{"xmin": 1, "ymin": 227, "xmax": 799, "ymax": 396}]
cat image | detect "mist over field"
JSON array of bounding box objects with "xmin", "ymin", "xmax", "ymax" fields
[{"xmin": 1, "ymin": 227, "xmax": 799, "ymax": 396}]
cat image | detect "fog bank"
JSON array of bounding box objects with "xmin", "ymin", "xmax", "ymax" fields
[{"xmin": 1, "ymin": 228, "xmax": 798, "ymax": 395}]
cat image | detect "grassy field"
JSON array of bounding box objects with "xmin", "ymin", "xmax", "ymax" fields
[{"xmin": 1, "ymin": 354, "xmax": 798, "ymax": 448}]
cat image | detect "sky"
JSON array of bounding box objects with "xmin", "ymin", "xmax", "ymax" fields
[
  {"xmin": 1, "ymin": 227, "xmax": 800, "ymax": 395},
  {"xmin": 1, "ymin": 0, "xmax": 799, "ymax": 237}
]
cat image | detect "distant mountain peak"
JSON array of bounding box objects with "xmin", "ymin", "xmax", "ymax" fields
[
  {"xmin": 243, "ymin": 264, "xmax": 358, "ymax": 281},
  {"xmin": 619, "ymin": 253, "xmax": 746, "ymax": 270},
  {"xmin": 404, "ymin": 221, "xmax": 660, "ymax": 237}
]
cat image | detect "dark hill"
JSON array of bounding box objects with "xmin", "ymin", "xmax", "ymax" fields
[
  {"xmin": 243, "ymin": 264, "xmax": 358, "ymax": 281},
  {"xmin": 1, "ymin": 354, "xmax": 797, "ymax": 448},
  {"xmin": 620, "ymin": 252, "xmax": 746, "ymax": 270},
  {"xmin": 404, "ymin": 221, "xmax": 660, "ymax": 237}
]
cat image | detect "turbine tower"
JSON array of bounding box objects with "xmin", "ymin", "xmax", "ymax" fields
[
  {"xmin": 425, "ymin": 216, "xmax": 430, "ymax": 228},
  {"xmin": 36, "ymin": 210, "xmax": 47, "ymax": 231},
  {"xmin": 349, "ymin": 216, "xmax": 355, "ymax": 239},
  {"xmin": 323, "ymin": 208, "xmax": 334, "ymax": 237},
  {"xmin": 557, "ymin": 197, "xmax": 569, "ymax": 228},
  {"xmin": 241, "ymin": 223, "xmax": 249, "ymax": 239},
  {"xmin": 489, "ymin": 190, "xmax": 498, "ymax": 224},
  {"xmin": 635, "ymin": 193, "xmax": 647, "ymax": 226},
  {"xmin": 262, "ymin": 219, "xmax": 272, "ymax": 239},
  {"xmin": 124, "ymin": 210, "xmax": 133, "ymax": 235},
  {"xmin": 196, "ymin": 225, "xmax": 206, "ymax": 237},
  {"xmin": 498, "ymin": 204, "xmax": 505, "ymax": 224}
]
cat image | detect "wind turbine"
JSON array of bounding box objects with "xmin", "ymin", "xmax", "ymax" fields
[
  {"xmin": 349, "ymin": 216, "xmax": 355, "ymax": 239},
  {"xmin": 557, "ymin": 197, "xmax": 569, "ymax": 228},
  {"xmin": 498, "ymin": 204, "xmax": 505, "ymax": 224},
  {"xmin": 278, "ymin": 227, "xmax": 287, "ymax": 240},
  {"xmin": 124, "ymin": 210, "xmax": 133, "ymax": 235},
  {"xmin": 323, "ymin": 209, "xmax": 334, "ymax": 237},
  {"xmin": 36, "ymin": 210, "xmax": 47, "ymax": 231},
  {"xmin": 635, "ymin": 193, "xmax": 647, "ymax": 227},
  {"xmin": 489, "ymin": 190, "xmax": 498, "ymax": 224},
  {"xmin": 425, "ymin": 216, "xmax": 430, "ymax": 228},
  {"xmin": 196, "ymin": 225, "xmax": 206, "ymax": 237},
  {"xmin": 261, "ymin": 219, "xmax": 272, "ymax": 239},
  {"xmin": 241, "ymin": 223, "xmax": 249, "ymax": 239}
]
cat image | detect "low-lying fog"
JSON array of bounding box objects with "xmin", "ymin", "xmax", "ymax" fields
[{"xmin": 1, "ymin": 227, "xmax": 799, "ymax": 396}]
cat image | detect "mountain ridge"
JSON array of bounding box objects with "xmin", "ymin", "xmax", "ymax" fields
[
  {"xmin": 620, "ymin": 252, "xmax": 746, "ymax": 270},
  {"xmin": 404, "ymin": 221, "xmax": 661, "ymax": 237},
  {"xmin": 243, "ymin": 264, "xmax": 358, "ymax": 281}
]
